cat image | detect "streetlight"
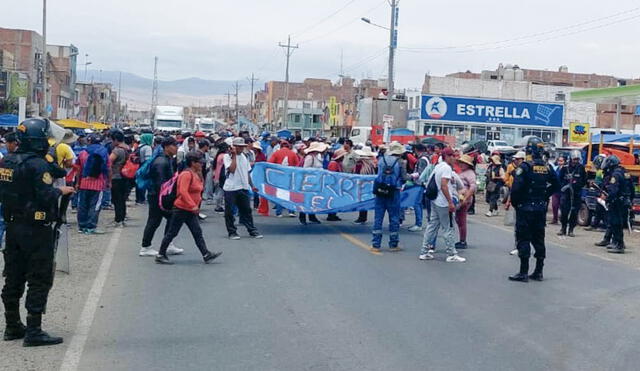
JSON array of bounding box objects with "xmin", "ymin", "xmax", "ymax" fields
[
  {"xmin": 361, "ymin": 0, "xmax": 398, "ymax": 143},
  {"xmin": 84, "ymin": 53, "xmax": 92, "ymax": 81}
]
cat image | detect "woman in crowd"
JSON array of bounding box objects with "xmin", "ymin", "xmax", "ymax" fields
[
  {"xmin": 252, "ymin": 141, "xmax": 269, "ymax": 213},
  {"xmin": 298, "ymin": 141, "xmax": 327, "ymax": 225},
  {"xmin": 155, "ymin": 152, "xmax": 222, "ymax": 265},
  {"xmin": 455, "ymin": 154, "xmax": 477, "ymax": 249},
  {"xmin": 485, "ymin": 154, "xmax": 505, "ymax": 217},
  {"xmin": 326, "ymin": 149, "xmax": 346, "ymax": 221},
  {"xmin": 353, "ymin": 146, "xmax": 377, "ymax": 224}
]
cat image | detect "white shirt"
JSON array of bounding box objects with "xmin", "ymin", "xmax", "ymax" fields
[
  {"xmin": 433, "ymin": 161, "xmax": 456, "ymax": 208},
  {"xmin": 223, "ymin": 153, "xmax": 251, "ymax": 191}
]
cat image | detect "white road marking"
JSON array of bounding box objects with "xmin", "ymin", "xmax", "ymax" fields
[{"xmin": 59, "ymin": 228, "xmax": 122, "ymax": 371}]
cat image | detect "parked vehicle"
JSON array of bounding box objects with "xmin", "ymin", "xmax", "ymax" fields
[
  {"xmin": 486, "ymin": 140, "xmax": 516, "ymax": 154},
  {"xmin": 154, "ymin": 106, "xmax": 185, "ymax": 132}
]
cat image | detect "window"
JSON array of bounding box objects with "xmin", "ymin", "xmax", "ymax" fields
[
  {"xmin": 409, "ymin": 97, "xmax": 414, "ymax": 109},
  {"xmin": 555, "ymin": 93, "xmax": 566, "ymax": 101}
]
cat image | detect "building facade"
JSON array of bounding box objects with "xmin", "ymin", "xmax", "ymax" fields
[{"xmin": 47, "ymin": 44, "xmax": 78, "ymax": 120}]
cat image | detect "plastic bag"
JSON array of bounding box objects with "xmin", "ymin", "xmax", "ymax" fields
[{"xmin": 504, "ymin": 208, "xmax": 516, "ymax": 226}]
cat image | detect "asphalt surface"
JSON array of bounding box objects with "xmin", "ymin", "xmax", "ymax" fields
[{"xmin": 72, "ymin": 207, "xmax": 640, "ymax": 371}]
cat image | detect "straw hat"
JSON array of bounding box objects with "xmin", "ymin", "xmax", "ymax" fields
[
  {"xmin": 61, "ymin": 129, "xmax": 78, "ymax": 144},
  {"xmin": 354, "ymin": 146, "xmax": 377, "ymax": 158},
  {"xmin": 332, "ymin": 148, "xmax": 347, "ymax": 160},
  {"xmin": 513, "ymin": 151, "xmax": 526, "ymax": 160},
  {"xmin": 232, "ymin": 137, "xmax": 248, "ymax": 147},
  {"xmin": 387, "ymin": 142, "xmax": 405, "ymax": 156},
  {"xmin": 252, "ymin": 141, "xmax": 262, "ymax": 150},
  {"xmin": 491, "ymin": 155, "xmax": 502, "ymax": 165},
  {"xmin": 458, "ymin": 154, "xmax": 475, "ymax": 167},
  {"xmin": 305, "ymin": 141, "xmax": 328, "ymax": 154}
]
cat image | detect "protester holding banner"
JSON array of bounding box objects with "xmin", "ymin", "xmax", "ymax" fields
[
  {"xmin": 342, "ymin": 139, "xmax": 357, "ymax": 174},
  {"xmin": 326, "ymin": 149, "xmax": 346, "ymax": 222},
  {"xmin": 268, "ymin": 140, "xmax": 298, "ymax": 218},
  {"xmin": 353, "ymin": 146, "xmax": 377, "ymax": 225},
  {"xmin": 298, "ymin": 142, "xmax": 327, "ymax": 225},
  {"xmin": 223, "ymin": 138, "xmax": 262, "ymax": 240}
]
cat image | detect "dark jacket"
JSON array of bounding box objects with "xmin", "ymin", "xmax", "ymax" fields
[{"xmin": 148, "ymin": 153, "xmax": 175, "ymax": 195}]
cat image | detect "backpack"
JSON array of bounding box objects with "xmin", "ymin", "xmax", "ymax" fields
[
  {"xmin": 159, "ymin": 170, "xmax": 193, "ymax": 212},
  {"xmin": 87, "ymin": 153, "xmax": 104, "ymax": 178},
  {"xmin": 135, "ymin": 150, "xmax": 162, "ymax": 190},
  {"xmin": 418, "ymin": 162, "xmax": 435, "ymax": 185},
  {"xmin": 373, "ymin": 157, "xmax": 400, "ymax": 198},
  {"xmin": 425, "ymin": 174, "xmax": 439, "ymax": 200},
  {"xmin": 121, "ymin": 153, "xmax": 140, "ymax": 179}
]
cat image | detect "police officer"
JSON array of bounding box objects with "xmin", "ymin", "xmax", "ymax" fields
[
  {"xmin": 557, "ymin": 150, "xmax": 587, "ymax": 237},
  {"xmin": 509, "ymin": 136, "xmax": 560, "ymax": 282},
  {"xmin": 600, "ymin": 155, "xmax": 633, "ymax": 254},
  {"xmin": 1, "ymin": 118, "xmax": 74, "ymax": 347}
]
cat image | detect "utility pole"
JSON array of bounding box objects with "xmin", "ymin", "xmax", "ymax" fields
[
  {"xmin": 385, "ymin": 0, "xmax": 398, "ymax": 143},
  {"xmin": 226, "ymin": 91, "xmax": 231, "ymax": 122},
  {"xmin": 278, "ymin": 35, "xmax": 299, "ymax": 130},
  {"xmin": 246, "ymin": 73, "xmax": 259, "ymax": 122},
  {"xmin": 151, "ymin": 57, "xmax": 158, "ymax": 128},
  {"xmin": 233, "ymin": 81, "xmax": 240, "ymax": 131},
  {"xmin": 118, "ymin": 71, "xmax": 122, "ymax": 123},
  {"xmin": 42, "ymin": 0, "xmax": 48, "ymax": 118}
]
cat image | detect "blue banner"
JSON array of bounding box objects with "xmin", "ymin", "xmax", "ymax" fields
[
  {"xmin": 421, "ymin": 95, "xmax": 564, "ymax": 128},
  {"xmin": 251, "ymin": 162, "xmax": 423, "ymax": 214}
]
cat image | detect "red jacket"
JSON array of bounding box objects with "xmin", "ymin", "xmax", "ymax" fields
[
  {"xmin": 174, "ymin": 170, "xmax": 203, "ymax": 213},
  {"xmin": 268, "ymin": 148, "xmax": 298, "ymax": 166}
]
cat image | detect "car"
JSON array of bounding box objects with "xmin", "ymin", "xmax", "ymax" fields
[{"xmin": 486, "ymin": 140, "xmax": 516, "ymax": 154}]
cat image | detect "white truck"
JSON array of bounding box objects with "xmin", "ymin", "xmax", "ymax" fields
[{"xmin": 154, "ymin": 106, "xmax": 185, "ymax": 132}]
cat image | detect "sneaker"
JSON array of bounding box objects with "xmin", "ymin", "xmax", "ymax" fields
[
  {"xmin": 389, "ymin": 247, "xmax": 403, "ymax": 252},
  {"xmin": 167, "ymin": 243, "xmax": 184, "ymax": 255},
  {"xmin": 408, "ymin": 225, "xmax": 423, "ymax": 232},
  {"xmin": 214, "ymin": 207, "xmax": 224, "ymax": 213},
  {"xmin": 155, "ymin": 255, "xmax": 173, "ymax": 265},
  {"xmin": 288, "ymin": 212, "xmax": 296, "ymax": 218},
  {"xmin": 229, "ymin": 234, "xmax": 241, "ymax": 240},
  {"xmin": 419, "ymin": 252, "xmax": 434, "ymax": 260},
  {"xmin": 250, "ymin": 233, "xmax": 264, "ymax": 239},
  {"xmin": 492, "ymin": 210, "xmax": 500, "ymax": 216},
  {"xmin": 353, "ymin": 220, "xmax": 367, "ymax": 225},
  {"xmin": 139, "ymin": 247, "xmax": 159, "ymax": 257},
  {"xmin": 85, "ymin": 228, "xmax": 106, "ymax": 235},
  {"xmin": 369, "ymin": 247, "xmax": 381, "ymax": 253},
  {"xmin": 203, "ymin": 251, "xmax": 222, "ymax": 264},
  {"xmin": 446, "ymin": 254, "xmax": 466, "ymax": 263},
  {"xmin": 276, "ymin": 214, "xmax": 284, "ymax": 218},
  {"xmin": 509, "ymin": 249, "xmax": 519, "ymax": 256},
  {"xmin": 485, "ymin": 211, "xmax": 493, "ymax": 217},
  {"xmin": 455, "ymin": 241, "xmax": 467, "ymax": 249},
  {"xmin": 198, "ymin": 213, "xmax": 208, "ymax": 220}
]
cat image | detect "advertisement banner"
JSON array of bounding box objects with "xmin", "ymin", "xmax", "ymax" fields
[
  {"xmin": 569, "ymin": 122, "xmax": 589, "ymax": 143},
  {"xmin": 251, "ymin": 162, "xmax": 422, "ymax": 214},
  {"xmin": 328, "ymin": 96, "xmax": 338, "ymax": 126},
  {"xmin": 9, "ymin": 73, "xmax": 28, "ymax": 99},
  {"xmin": 421, "ymin": 95, "xmax": 564, "ymax": 128}
]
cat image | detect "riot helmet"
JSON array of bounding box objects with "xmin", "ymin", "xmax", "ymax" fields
[
  {"xmin": 592, "ymin": 154, "xmax": 606, "ymax": 170},
  {"xmin": 523, "ymin": 135, "xmax": 544, "ymax": 160},
  {"xmin": 601, "ymin": 155, "xmax": 620, "ymax": 171},
  {"xmin": 15, "ymin": 118, "xmax": 51, "ymax": 154}
]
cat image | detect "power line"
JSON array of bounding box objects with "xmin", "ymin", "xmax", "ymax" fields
[
  {"xmin": 292, "ymin": 0, "xmax": 360, "ymax": 38},
  {"xmin": 401, "ymin": 6, "xmax": 640, "ymax": 52},
  {"xmin": 398, "ymin": 12, "xmax": 640, "ymax": 55}
]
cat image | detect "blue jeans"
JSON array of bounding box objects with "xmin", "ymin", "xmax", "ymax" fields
[
  {"xmin": 371, "ymin": 193, "xmax": 401, "ymax": 249},
  {"xmin": 101, "ymin": 189, "xmax": 112, "ymax": 208},
  {"xmin": 414, "ymin": 197, "xmax": 424, "ymax": 227},
  {"xmin": 78, "ymin": 190, "xmax": 102, "ymax": 230},
  {"xmin": 0, "ymin": 204, "xmax": 5, "ymax": 248}
]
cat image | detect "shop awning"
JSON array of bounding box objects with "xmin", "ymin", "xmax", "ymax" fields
[
  {"xmin": 57, "ymin": 119, "xmax": 91, "ymax": 129},
  {"xmin": 570, "ymin": 84, "xmax": 640, "ymax": 105},
  {"xmin": 90, "ymin": 122, "xmax": 111, "ymax": 130},
  {"xmin": 0, "ymin": 114, "xmax": 19, "ymax": 127}
]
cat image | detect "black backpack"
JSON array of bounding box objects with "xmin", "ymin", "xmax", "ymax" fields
[
  {"xmin": 425, "ymin": 174, "xmax": 438, "ymax": 200},
  {"xmin": 87, "ymin": 153, "xmax": 104, "ymax": 178}
]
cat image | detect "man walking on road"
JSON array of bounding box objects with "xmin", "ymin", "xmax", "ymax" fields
[
  {"xmin": 140, "ymin": 137, "xmax": 183, "ymax": 257},
  {"xmin": 223, "ymin": 138, "xmax": 262, "ymax": 240},
  {"xmin": 419, "ymin": 147, "xmax": 466, "ymax": 262}
]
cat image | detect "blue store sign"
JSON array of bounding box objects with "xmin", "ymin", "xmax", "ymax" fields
[{"xmin": 421, "ymin": 95, "xmax": 564, "ymax": 128}]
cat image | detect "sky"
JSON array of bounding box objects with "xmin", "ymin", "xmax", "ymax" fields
[{"xmin": 2, "ymin": 0, "xmax": 639, "ymax": 91}]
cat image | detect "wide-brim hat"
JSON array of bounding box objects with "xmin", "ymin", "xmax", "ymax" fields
[
  {"xmin": 355, "ymin": 146, "xmax": 377, "ymax": 158},
  {"xmin": 61, "ymin": 129, "xmax": 78, "ymax": 144},
  {"xmin": 491, "ymin": 155, "xmax": 502, "ymax": 165},
  {"xmin": 252, "ymin": 141, "xmax": 262, "ymax": 150},
  {"xmin": 513, "ymin": 151, "xmax": 526, "ymax": 160},
  {"xmin": 387, "ymin": 142, "xmax": 405, "ymax": 156},
  {"xmin": 305, "ymin": 141, "xmax": 328, "ymax": 154},
  {"xmin": 232, "ymin": 137, "xmax": 248, "ymax": 147},
  {"xmin": 332, "ymin": 148, "xmax": 347, "ymax": 160},
  {"xmin": 458, "ymin": 154, "xmax": 475, "ymax": 167}
]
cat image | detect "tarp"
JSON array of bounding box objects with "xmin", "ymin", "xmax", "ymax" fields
[
  {"xmin": 0, "ymin": 114, "xmax": 19, "ymax": 127},
  {"xmin": 57, "ymin": 119, "xmax": 91, "ymax": 129},
  {"xmin": 590, "ymin": 134, "xmax": 640, "ymax": 144},
  {"xmin": 251, "ymin": 162, "xmax": 422, "ymax": 214},
  {"xmin": 90, "ymin": 122, "xmax": 111, "ymax": 130}
]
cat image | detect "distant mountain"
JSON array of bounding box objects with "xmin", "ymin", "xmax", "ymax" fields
[{"xmin": 82, "ymin": 70, "xmax": 251, "ymax": 109}]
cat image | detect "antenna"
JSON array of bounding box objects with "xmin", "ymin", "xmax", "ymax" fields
[{"xmin": 151, "ymin": 56, "xmax": 158, "ymax": 127}]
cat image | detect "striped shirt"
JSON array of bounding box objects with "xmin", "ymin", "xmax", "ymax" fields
[{"xmin": 77, "ymin": 151, "xmax": 108, "ymax": 191}]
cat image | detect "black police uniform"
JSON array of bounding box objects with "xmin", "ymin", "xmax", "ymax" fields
[
  {"xmin": 509, "ymin": 157, "xmax": 559, "ymax": 281},
  {"xmin": 1, "ymin": 121, "xmax": 66, "ymax": 346},
  {"xmin": 558, "ymin": 162, "xmax": 587, "ymax": 236},
  {"xmin": 604, "ymin": 165, "xmax": 632, "ymax": 253}
]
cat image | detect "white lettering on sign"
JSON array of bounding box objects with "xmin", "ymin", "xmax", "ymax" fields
[{"xmin": 456, "ymin": 104, "xmax": 531, "ymax": 120}]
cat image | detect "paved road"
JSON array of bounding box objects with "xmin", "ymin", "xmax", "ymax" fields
[{"xmin": 73, "ymin": 207, "xmax": 640, "ymax": 371}]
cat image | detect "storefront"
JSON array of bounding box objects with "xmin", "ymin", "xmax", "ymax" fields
[{"xmin": 408, "ymin": 95, "xmax": 564, "ymax": 146}]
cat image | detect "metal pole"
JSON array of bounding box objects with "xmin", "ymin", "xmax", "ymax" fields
[
  {"xmin": 118, "ymin": 72, "xmax": 122, "ymax": 123},
  {"xmin": 247, "ymin": 73, "xmax": 258, "ymax": 122},
  {"xmin": 615, "ymin": 98, "xmax": 621, "ymax": 134},
  {"xmin": 234, "ymin": 81, "xmax": 240, "ymax": 131},
  {"xmin": 279, "ymin": 35, "xmax": 299, "ymax": 130},
  {"xmin": 387, "ymin": 0, "xmax": 396, "ymax": 117},
  {"xmin": 42, "ymin": 0, "xmax": 48, "ymax": 118}
]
